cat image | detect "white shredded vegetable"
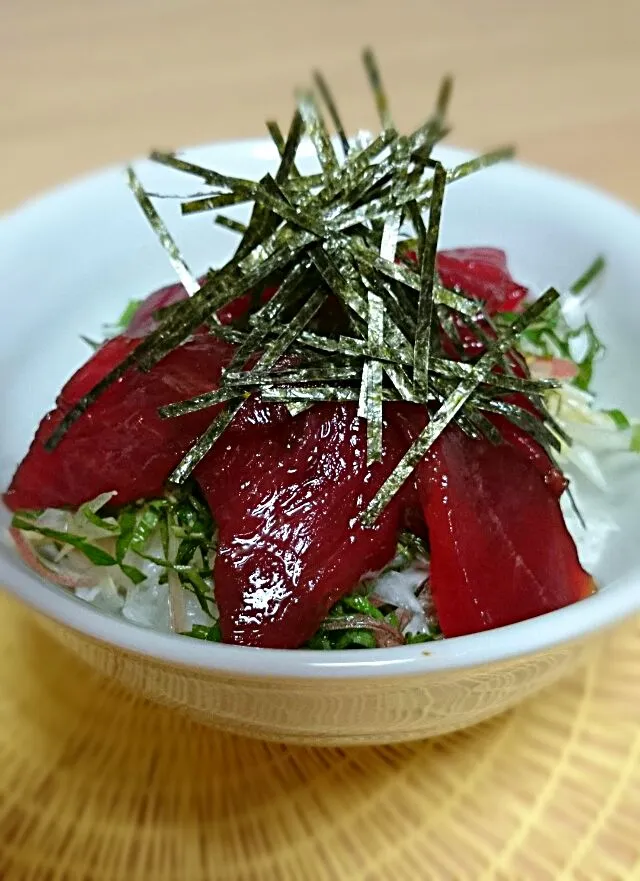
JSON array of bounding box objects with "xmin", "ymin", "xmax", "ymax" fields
[{"xmin": 544, "ymin": 382, "xmax": 639, "ymax": 490}]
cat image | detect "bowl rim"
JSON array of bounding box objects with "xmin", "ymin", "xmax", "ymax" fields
[
  {"xmin": 2, "ymin": 137, "xmax": 640, "ymax": 680},
  {"xmin": 2, "ymin": 563, "xmax": 638, "ymax": 679}
]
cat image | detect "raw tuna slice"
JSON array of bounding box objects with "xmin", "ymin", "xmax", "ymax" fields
[
  {"xmin": 391, "ymin": 400, "xmax": 567, "ymax": 499},
  {"xmin": 401, "ymin": 247, "xmax": 529, "ymax": 357},
  {"xmin": 3, "ymin": 330, "xmax": 235, "ymax": 511},
  {"xmin": 401, "ymin": 248, "xmax": 529, "ymax": 314},
  {"xmin": 4, "ymin": 269, "xmax": 288, "ymax": 513},
  {"xmin": 436, "ymin": 248, "xmax": 529, "ymax": 314},
  {"xmin": 197, "ymin": 404, "xmax": 411, "ymax": 648},
  {"xmin": 489, "ymin": 412, "xmax": 568, "ymax": 498},
  {"xmin": 417, "ymin": 425, "xmax": 594, "ymax": 638}
]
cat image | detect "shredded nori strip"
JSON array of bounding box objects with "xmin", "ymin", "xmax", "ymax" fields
[
  {"xmin": 313, "ymin": 71, "xmax": 351, "ymax": 156},
  {"xmin": 363, "ymin": 288, "xmax": 561, "ymax": 524},
  {"xmin": 362, "ymin": 47, "xmax": 394, "ymax": 130},
  {"xmin": 46, "ymin": 50, "xmax": 586, "ymax": 524},
  {"xmin": 362, "ymin": 291, "xmax": 385, "ymax": 462},
  {"xmin": 127, "ymin": 167, "xmax": 201, "ymax": 296},
  {"xmin": 168, "ymin": 399, "xmax": 245, "ymax": 484},
  {"xmin": 413, "ymin": 162, "xmax": 445, "ymax": 397}
]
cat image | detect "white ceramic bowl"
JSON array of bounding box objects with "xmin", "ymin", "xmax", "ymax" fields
[{"xmin": 1, "ymin": 140, "xmax": 639, "ymax": 746}]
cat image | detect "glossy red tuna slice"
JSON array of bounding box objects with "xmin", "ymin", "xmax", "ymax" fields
[
  {"xmin": 436, "ymin": 248, "xmax": 529, "ymax": 314},
  {"xmin": 416, "ymin": 425, "xmax": 594, "ymax": 638},
  {"xmin": 400, "ymin": 247, "xmax": 529, "ymax": 314},
  {"xmin": 197, "ymin": 404, "xmax": 410, "ymax": 648},
  {"xmin": 4, "ymin": 330, "xmax": 235, "ymax": 511},
  {"xmin": 400, "ymin": 247, "xmax": 530, "ymax": 358},
  {"xmin": 4, "ymin": 269, "xmax": 286, "ymax": 513}
]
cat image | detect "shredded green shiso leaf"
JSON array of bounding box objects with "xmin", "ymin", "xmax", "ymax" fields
[
  {"xmin": 495, "ymin": 255, "xmax": 638, "ymax": 450},
  {"xmin": 82, "ymin": 300, "xmax": 144, "ymax": 350},
  {"xmin": 11, "ymin": 484, "xmax": 218, "ymax": 630},
  {"xmin": 13, "ymin": 493, "xmax": 437, "ymax": 648},
  {"xmin": 497, "ymin": 256, "xmax": 606, "ymax": 394}
]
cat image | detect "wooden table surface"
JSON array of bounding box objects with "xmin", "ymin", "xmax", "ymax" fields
[{"xmin": 2, "ymin": 0, "xmax": 640, "ymax": 215}]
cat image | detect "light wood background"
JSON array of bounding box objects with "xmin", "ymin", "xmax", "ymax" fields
[{"xmin": 1, "ymin": 0, "xmax": 639, "ymax": 215}]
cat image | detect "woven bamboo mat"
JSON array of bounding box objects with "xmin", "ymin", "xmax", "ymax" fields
[{"xmin": 0, "ymin": 591, "xmax": 639, "ymax": 881}]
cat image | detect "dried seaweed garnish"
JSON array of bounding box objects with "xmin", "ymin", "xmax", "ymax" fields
[
  {"xmin": 158, "ymin": 386, "xmax": 241, "ymax": 419},
  {"xmin": 215, "ymin": 216, "xmax": 248, "ymax": 238},
  {"xmin": 363, "ymin": 288, "xmax": 561, "ymax": 524},
  {"xmin": 414, "ymin": 162, "xmax": 445, "ymax": 397},
  {"xmin": 297, "ymin": 92, "xmax": 339, "ymax": 175},
  {"xmin": 434, "ymin": 76, "xmax": 453, "ymax": 127},
  {"xmin": 430, "ymin": 357, "xmax": 558, "ymax": 393},
  {"xmin": 384, "ymin": 362, "xmax": 418, "ymax": 402},
  {"xmin": 255, "ymin": 288, "xmax": 327, "ymax": 372},
  {"xmin": 313, "ymin": 71, "xmax": 350, "ymax": 156},
  {"xmin": 352, "ymin": 242, "xmax": 481, "ymax": 317},
  {"xmin": 319, "ymin": 130, "xmax": 397, "ymax": 204},
  {"xmin": 285, "ymin": 401, "xmax": 313, "ymax": 417},
  {"xmin": 362, "ymin": 47, "xmax": 393, "ymax": 130},
  {"xmin": 445, "ymin": 146, "xmax": 515, "ymax": 185},
  {"xmin": 362, "ymin": 291, "xmax": 385, "ymax": 462},
  {"xmin": 478, "ymin": 397, "xmax": 563, "ymax": 453},
  {"xmin": 127, "ymin": 167, "xmax": 200, "ymax": 296},
  {"xmin": 224, "ymin": 364, "xmax": 359, "ymax": 387},
  {"xmin": 49, "ymin": 49, "xmax": 575, "ymax": 525},
  {"xmin": 150, "ymin": 152, "xmax": 258, "ymax": 197},
  {"xmin": 168, "ymin": 399, "xmax": 245, "ymax": 484},
  {"xmin": 262, "ymin": 386, "xmax": 358, "ymax": 403},
  {"xmin": 182, "ymin": 192, "xmax": 251, "ymax": 215},
  {"xmin": 267, "ymin": 120, "xmax": 304, "ymax": 185},
  {"xmin": 223, "ymin": 260, "xmax": 310, "ymax": 373},
  {"xmin": 275, "ymin": 110, "xmax": 306, "ymax": 185}
]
